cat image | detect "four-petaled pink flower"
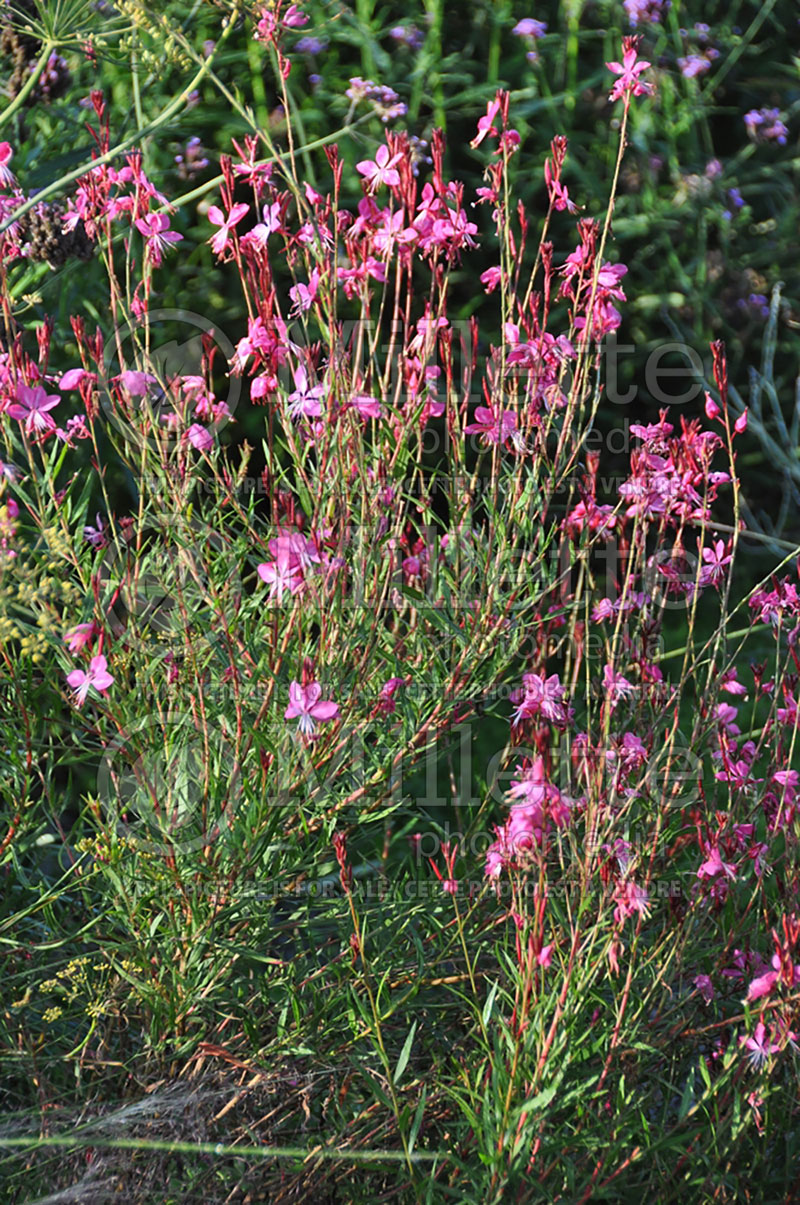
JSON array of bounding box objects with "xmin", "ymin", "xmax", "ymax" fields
[
  {"xmin": 7, "ymin": 382, "xmax": 60, "ymax": 435},
  {"xmin": 464, "ymin": 405, "xmax": 518, "ymax": 447},
  {"xmin": 699, "ymin": 539, "xmax": 732, "ymax": 588},
  {"xmin": 207, "ymin": 201, "xmax": 250, "ymax": 257},
  {"xmin": 67, "ymin": 654, "xmax": 114, "ymax": 707},
  {"xmin": 287, "ymin": 365, "xmax": 325, "ymax": 419},
  {"xmin": 603, "ymin": 663, "xmax": 636, "ymax": 710},
  {"xmin": 258, "ymin": 552, "xmax": 302, "ymax": 602},
  {"xmin": 741, "ymin": 1020, "xmax": 780, "ymax": 1069},
  {"xmin": 607, "ymin": 37, "xmax": 653, "ymax": 102},
  {"xmin": 356, "ymin": 144, "xmax": 402, "ymax": 192},
  {"xmin": 285, "ymin": 680, "xmax": 339, "ymax": 736},
  {"xmin": 134, "ymin": 213, "xmax": 183, "ymax": 267},
  {"xmin": 289, "ymin": 268, "xmax": 320, "ymax": 316}
]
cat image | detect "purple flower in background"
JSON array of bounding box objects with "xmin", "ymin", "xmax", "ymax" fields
[
  {"xmin": 295, "ymin": 36, "xmax": 328, "ymax": 54},
  {"xmin": 175, "ymin": 136, "xmax": 209, "ymax": 180},
  {"xmin": 678, "ymin": 53, "xmax": 713, "ymax": 79},
  {"xmin": 390, "ymin": 25, "xmax": 424, "ymax": 50},
  {"xmin": 83, "ymin": 513, "xmax": 107, "ymax": 548},
  {"xmin": 623, "ymin": 0, "xmax": 667, "ymax": 27},
  {"xmin": 513, "ymin": 18, "xmax": 547, "ymax": 39},
  {"xmin": 736, "ymin": 293, "xmax": 770, "ymax": 321},
  {"xmin": 745, "ymin": 108, "xmax": 788, "ymax": 145}
]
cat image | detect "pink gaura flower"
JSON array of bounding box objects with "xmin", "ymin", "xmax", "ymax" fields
[
  {"xmin": 83, "ymin": 514, "xmax": 106, "ymax": 548},
  {"xmin": 350, "ymin": 393, "xmax": 383, "ymax": 419},
  {"xmin": 134, "ymin": 213, "xmax": 183, "ymax": 267},
  {"xmin": 694, "ymin": 973, "xmax": 714, "ymax": 1004},
  {"xmin": 602, "ymin": 663, "xmax": 636, "ymax": 709},
  {"xmin": 741, "ymin": 1020, "xmax": 780, "ymax": 1069},
  {"xmin": 480, "ymin": 266, "xmax": 502, "ymax": 293},
  {"xmin": 207, "ymin": 201, "xmax": 249, "ymax": 257},
  {"xmin": 285, "ymin": 679, "xmax": 339, "ymax": 736},
  {"xmin": 0, "ymin": 141, "xmax": 15, "ymax": 187},
  {"xmin": 185, "ymin": 423, "xmax": 213, "ymax": 451},
  {"xmin": 257, "ymin": 539, "xmax": 306, "ymax": 601},
  {"xmin": 470, "ymin": 97, "xmax": 501, "ymax": 148},
  {"xmin": 280, "ymin": 3, "xmax": 308, "ymax": 27},
  {"xmin": 114, "ymin": 370, "xmax": 157, "ymax": 396},
  {"xmin": 613, "ymin": 878, "xmax": 650, "ymax": 924},
  {"xmin": 607, "ymin": 36, "xmax": 653, "ymax": 102},
  {"xmin": 697, "ymin": 844, "xmax": 737, "ymax": 881},
  {"xmin": 744, "ymin": 953, "xmax": 800, "ymax": 1004},
  {"xmin": 66, "ymin": 654, "xmax": 114, "ymax": 707},
  {"xmin": 63, "ymin": 622, "xmax": 96, "ymax": 655},
  {"xmin": 60, "ymin": 368, "xmax": 96, "ymax": 391},
  {"xmin": 6, "ymin": 382, "xmax": 60, "ymax": 435},
  {"xmin": 720, "ymin": 668, "xmax": 747, "ymax": 697},
  {"xmin": 744, "ymin": 966, "xmax": 779, "ymax": 1005},
  {"xmin": 464, "ymin": 405, "xmax": 518, "ymax": 448},
  {"xmin": 356, "ymin": 144, "xmax": 402, "ymax": 192},
  {"xmin": 287, "ymin": 365, "xmax": 325, "ymax": 420},
  {"xmin": 289, "ymin": 268, "xmax": 320, "ymax": 316},
  {"xmin": 511, "ymin": 670, "xmax": 572, "ymax": 729}
]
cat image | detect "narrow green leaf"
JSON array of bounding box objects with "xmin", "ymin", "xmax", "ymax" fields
[
  {"xmin": 482, "ymin": 980, "xmax": 499, "ymax": 1027},
  {"xmin": 409, "ymin": 1085, "xmax": 427, "ymax": 1153},
  {"xmin": 394, "ymin": 1019, "xmax": 417, "ymax": 1085}
]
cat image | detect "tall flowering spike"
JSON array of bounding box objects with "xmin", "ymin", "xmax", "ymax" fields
[
  {"xmin": 333, "ymin": 831, "xmax": 353, "ymax": 892},
  {"xmin": 710, "ymin": 340, "xmax": 728, "ymax": 406},
  {"xmin": 607, "ymin": 36, "xmax": 653, "ymax": 102},
  {"xmin": 544, "ymin": 136, "xmax": 578, "ymax": 214}
]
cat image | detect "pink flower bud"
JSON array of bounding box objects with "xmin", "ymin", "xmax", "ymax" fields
[
  {"xmin": 704, "ymin": 392, "xmax": 721, "ymax": 421},
  {"xmin": 734, "ymin": 409, "xmax": 748, "ymax": 435}
]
